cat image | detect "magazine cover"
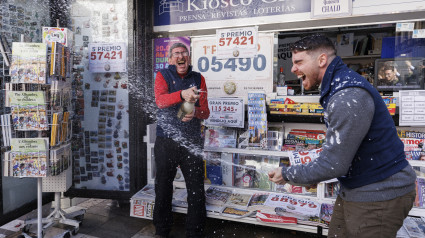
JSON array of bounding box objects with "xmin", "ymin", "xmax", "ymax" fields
[
  {"xmin": 10, "ymin": 42, "xmax": 47, "ymax": 84},
  {"xmin": 225, "ymin": 192, "xmax": 253, "ymax": 210},
  {"xmin": 9, "ymin": 91, "xmax": 48, "ymax": 131},
  {"xmin": 264, "ymin": 193, "xmax": 321, "ymax": 220},
  {"xmin": 247, "ymin": 193, "xmax": 270, "ymax": 212},
  {"xmin": 205, "ymin": 186, "xmax": 232, "ymax": 206},
  {"xmin": 10, "ymin": 138, "xmax": 49, "ymax": 177}
]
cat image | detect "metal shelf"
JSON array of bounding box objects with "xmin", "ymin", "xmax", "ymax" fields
[{"xmin": 204, "ymin": 147, "xmax": 289, "ymax": 157}]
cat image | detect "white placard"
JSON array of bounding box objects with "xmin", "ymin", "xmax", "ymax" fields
[
  {"xmin": 396, "ymin": 22, "xmax": 415, "ymax": 32},
  {"xmin": 413, "ymin": 29, "xmax": 425, "ymax": 39},
  {"xmin": 205, "ymin": 98, "xmax": 244, "ymax": 128},
  {"xmin": 311, "ymin": 0, "xmax": 352, "ymax": 19},
  {"xmin": 399, "ymin": 90, "xmax": 425, "ymax": 126},
  {"xmin": 192, "ymin": 33, "xmax": 274, "ymax": 100},
  {"xmin": 216, "ymin": 27, "xmax": 258, "ymax": 59},
  {"xmin": 88, "ymin": 42, "xmax": 127, "ymax": 73}
]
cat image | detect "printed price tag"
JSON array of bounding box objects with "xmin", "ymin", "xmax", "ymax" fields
[
  {"xmin": 205, "ymin": 98, "xmax": 244, "ymax": 128},
  {"xmin": 89, "ymin": 42, "xmax": 127, "ymax": 73}
]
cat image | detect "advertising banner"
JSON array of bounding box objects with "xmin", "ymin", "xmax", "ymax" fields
[
  {"xmin": 192, "ymin": 33, "xmax": 274, "ymax": 99},
  {"xmin": 153, "ymin": 37, "xmax": 190, "ymax": 74},
  {"xmin": 154, "ymin": 0, "xmax": 311, "ymax": 32}
]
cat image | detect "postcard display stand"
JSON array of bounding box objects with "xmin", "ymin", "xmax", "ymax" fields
[
  {"xmin": 136, "ymin": 92, "xmax": 425, "ymax": 236},
  {"xmin": 1, "ymin": 31, "xmax": 85, "ymax": 237}
]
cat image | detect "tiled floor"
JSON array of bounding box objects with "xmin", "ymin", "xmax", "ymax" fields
[{"xmin": 0, "ymin": 198, "xmax": 323, "ymax": 238}]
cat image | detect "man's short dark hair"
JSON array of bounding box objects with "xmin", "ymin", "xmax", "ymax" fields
[
  {"xmin": 384, "ymin": 65, "xmax": 395, "ymax": 72},
  {"xmin": 168, "ymin": 43, "xmax": 189, "ymax": 59},
  {"xmin": 290, "ymin": 34, "xmax": 336, "ymax": 56}
]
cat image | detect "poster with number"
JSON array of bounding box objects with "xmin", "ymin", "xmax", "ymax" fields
[
  {"xmin": 154, "ymin": 37, "xmax": 190, "ymax": 74},
  {"xmin": 88, "ymin": 42, "xmax": 127, "ymax": 73},
  {"xmin": 192, "ymin": 33, "xmax": 274, "ymax": 100},
  {"xmin": 205, "ymin": 98, "xmax": 244, "ymax": 128}
]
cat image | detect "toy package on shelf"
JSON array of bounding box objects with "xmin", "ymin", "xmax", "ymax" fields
[
  {"xmin": 9, "ymin": 91, "xmax": 48, "ymax": 131},
  {"xmin": 10, "ymin": 42, "xmax": 48, "ymax": 84},
  {"xmin": 204, "ymin": 126, "xmax": 237, "ymax": 148},
  {"xmin": 269, "ymin": 98, "xmax": 324, "ymax": 115},
  {"xmin": 247, "ymin": 92, "xmax": 267, "ymax": 148},
  {"xmin": 6, "ymin": 138, "xmax": 49, "ymax": 177}
]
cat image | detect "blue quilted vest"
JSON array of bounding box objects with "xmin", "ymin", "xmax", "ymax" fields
[
  {"xmin": 320, "ymin": 57, "xmax": 407, "ymax": 189},
  {"xmin": 156, "ymin": 65, "xmax": 202, "ymax": 140}
]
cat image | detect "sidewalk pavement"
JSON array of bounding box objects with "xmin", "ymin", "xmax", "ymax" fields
[{"xmin": 0, "ymin": 198, "xmax": 323, "ymax": 238}]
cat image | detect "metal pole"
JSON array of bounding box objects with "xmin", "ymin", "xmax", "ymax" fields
[{"xmin": 37, "ymin": 178, "xmax": 43, "ymax": 238}]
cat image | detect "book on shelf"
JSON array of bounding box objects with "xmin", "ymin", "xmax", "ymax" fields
[
  {"xmin": 10, "ymin": 138, "xmax": 49, "ymax": 177},
  {"xmin": 10, "ymin": 42, "xmax": 47, "ymax": 84},
  {"xmin": 205, "ymin": 152, "xmax": 223, "ymax": 185},
  {"xmin": 9, "ymin": 91, "xmax": 48, "ymax": 131},
  {"xmin": 205, "ymin": 186, "xmax": 232, "ymax": 206},
  {"xmin": 234, "ymin": 155, "xmax": 257, "ymax": 188},
  {"xmin": 336, "ymin": 33, "xmax": 354, "ymax": 57},
  {"xmin": 50, "ymin": 143, "xmax": 71, "ymax": 176}
]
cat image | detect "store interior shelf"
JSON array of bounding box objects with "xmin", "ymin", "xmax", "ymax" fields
[
  {"xmin": 172, "ymin": 206, "xmax": 328, "ymax": 236},
  {"xmin": 204, "ymin": 147, "xmax": 289, "ymax": 157}
]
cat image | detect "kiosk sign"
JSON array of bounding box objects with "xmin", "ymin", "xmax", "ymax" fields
[
  {"xmin": 205, "ymin": 98, "xmax": 245, "ymax": 128},
  {"xmin": 88, "ymin": 42, "xmax": 127, "ymax": 73}
]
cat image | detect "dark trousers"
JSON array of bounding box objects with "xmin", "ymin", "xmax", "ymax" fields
[
  {"xmin": 153, "ymin": 136, "xmax": 206, "ymax": 238},
  {"xmin": 328, "ymin": 190, "xmax": 415, "ymax": 238}
]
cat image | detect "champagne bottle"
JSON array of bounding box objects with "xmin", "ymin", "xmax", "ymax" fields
[{"xmin": 177, "ymin": 90, "xmax": 198, "ymax": 120}]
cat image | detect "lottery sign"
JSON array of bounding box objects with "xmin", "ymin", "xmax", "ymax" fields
[
  {"xmin": 192, "ymin": 33, "xmax": 274, "ymax": 99},
  {"xmin": 216, "ymin": 27, "xmax": 258, "ymax": 59},
  {"xmin": 205, "ymin": 98, "xmax": 245, "ymax": 128},
  {"xmin": 88, "ymin": 42, "xmax": 127, "ymax": 73}
]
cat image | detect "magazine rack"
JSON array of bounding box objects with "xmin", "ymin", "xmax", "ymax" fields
[{"xmin": 1, "ymin": 34, "xmax": 84, "ymax": 237}]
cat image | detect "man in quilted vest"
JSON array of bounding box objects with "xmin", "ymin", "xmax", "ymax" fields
[
  {"xmin": 268, "ymin": 34, "xmax": 416, "ymax": 238},
  {"xmin": 154, "ymin": 43, "xmax": 210, "ymax": 238}
]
